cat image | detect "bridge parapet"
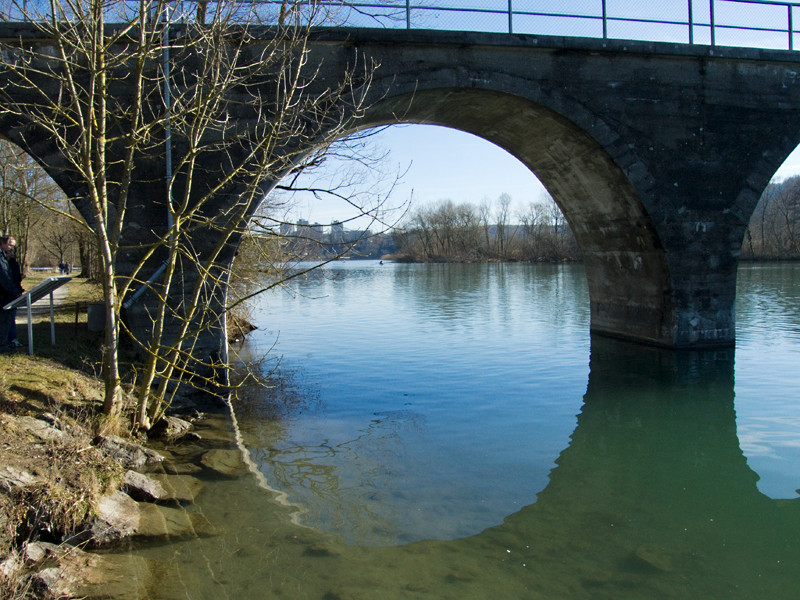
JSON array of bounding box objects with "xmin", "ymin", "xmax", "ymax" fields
[{"xmin": 4, "ymin": 0, "xmax": 800, "ymax": 51}]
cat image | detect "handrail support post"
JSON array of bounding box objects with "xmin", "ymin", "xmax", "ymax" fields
[
  {"xmin": 710, "ymin": 0, "xmax": 716, "ymax": 46},
  {"xmin": 602, "ymin": 0, "xmax": 607, "ymax": 38}
]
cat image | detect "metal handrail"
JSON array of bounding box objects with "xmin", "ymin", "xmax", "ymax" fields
[
  {"xmin": 327, "ymin": 0, "xmax": 800, "ymax": 50},
  {"xmin": 4, "ymin": 0, "xmax": 800, "ymax": 51}
]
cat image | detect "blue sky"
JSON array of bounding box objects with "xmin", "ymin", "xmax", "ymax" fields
[{"xmin": 288, "ymin": 125, "xmax": 548, "ymax": 228}]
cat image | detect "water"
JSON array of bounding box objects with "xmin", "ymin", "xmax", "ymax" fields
[
  {"xmin": 123, "ymin": 261, "xmax": 800, "ymax": 599},
  {"xmin": 241, "ymin": 262, "xmax": 591, "ymax": 546}
]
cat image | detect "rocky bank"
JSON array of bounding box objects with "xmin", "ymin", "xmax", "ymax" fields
[{"xmin": 0, "ymin": 379, "xmax": 247, "ymax": 599}]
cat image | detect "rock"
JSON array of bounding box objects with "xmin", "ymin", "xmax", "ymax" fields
[
  {"xmin": 26, "ymin": 545, "xmax": 158, "ymax": 600},
  {"xmin": 136, "ymin": 503, "xmax": 194, "ymax": 538},
  {"xmin": 228, "ymin": 314, "xmax": 258, "ymax": 343},
  {"xmin": 150, "ymin": 415, "xmax": 194, "ymax": 441},
  {"xmin": 123, "ymin": 470, "xmax": 169, "ymax": 502},
  {"xmin": 161, "ymin": 460, "xmax": 203, "ymax": 475},
  {"xmin": 16, "ymin": 415, "xmax": 64, "ymax": 442},
  {"xmin": 0, "ymin": 551, "xmax": 22, "ymax": 580},
  {"xmin": 95, "ymin": 435, "xmax": 165, "ymax": 469},
  {"xmin": 66, "ymin": 491, "xmax": 139, "ymax": 547},
  {"xmin": 189, "ymin": 513, "xmax": 219, "ymax": 538},
  {"xmin": 23, "ymin": 541, "xmax": 60, "ymax": 565},
  {"xmin": 632, "ymin": 544, "xmax": 672, "ymax": 572},
  {"xmin": 148, "ymin": 473, "xmax": 204, "ymax": 503},
  {"xmin": 70, "ymin": 552, "xmax": 158, "ymax": 600},
  {"xmin": 200, "ymin": 448, "xmax": 249, "ymax": 478},
  {"xmin": 39, "ymin": 412, "xmax": 74, "ymax": 435},
  {"xmin": 136, "ymin": 503, "xmax": 217, "ymax": 539},
  {"xmin": 28, "ymin": 566, "xmax": 67, "ymax": 597},
  {"xmin": 303, "ymin": 542, "xmax": 341, "ymax": 558},
  {"xmin": 0, "ymin": 464, "xmax": 41, "ymax": 492},
  {"xmin": 68, "ymin": 487, "xmax": 213, "ymax": 546}
]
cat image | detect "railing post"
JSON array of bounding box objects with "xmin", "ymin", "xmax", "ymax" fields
[
  {"xmin": 602, "ymin": 0, "xmax": 607, "ymax": 38},
  {"xmin": 406, "ymin": 0, "xmax": 411, "ymax": 29},
  {"xmin": 789, "ymin": 4, "xmax": 794, "ymax": 50},
  {"xmin": 688, "ymin": 0, "xmax": 694, "ymax": 44},
  {"xmin": 709, "ymin": 0, "xmax": 715, "ymax": 45},
  {"xmin": 508, "ymin": 0, "xmax": 513, "ymax": 34}
]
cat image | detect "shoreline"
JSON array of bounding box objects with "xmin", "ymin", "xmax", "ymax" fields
[{"xmin": 0, "ymin": 355, "xmax": 259, "ymax": 599}]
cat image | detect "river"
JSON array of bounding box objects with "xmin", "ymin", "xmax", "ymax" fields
[{"xmin": 124, "ymin": 260, "xmax": 800, "ymax": 599}]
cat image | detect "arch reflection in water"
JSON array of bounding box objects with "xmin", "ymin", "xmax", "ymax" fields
[
  {"xmin": 481, "ymin": 337, "xmax": 800, "ymax": 598},
  {"xmin": 332, "ymin": 338, "xmax": 800, "ymax": 599}
]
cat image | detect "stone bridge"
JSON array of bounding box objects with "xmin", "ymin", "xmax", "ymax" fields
[{"xmin": 3, "ymin": 24, "xmax": 800, "ymax": 357}]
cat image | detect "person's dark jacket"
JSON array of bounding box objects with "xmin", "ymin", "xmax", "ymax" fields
[
  {"xmin": 10, "ymin": 256, "xmax": 21, "ymax": 289},
  {"xmin": 0, "ymin": 253, "xmax": 21, "ymax": 306}
]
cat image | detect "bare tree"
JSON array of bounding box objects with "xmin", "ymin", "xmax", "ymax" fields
[
  {"xmin": 768, "ymin": 176, "xmax": 800, "ymax": 256},
  {"xmin": 478, "ymin": 198, "xmax": 492, "ymax": 251},
  {"xmin": 39, "ymin": 214, "xmax": 75, "ymax": 266},
  {"xmin": 745, "ymin": 176, "xmax": 800, "ymax": 259},
  {"xmin": 0, "ymin": 139, "xmax": 63, "ymax": 272},
  {"xmin": 0, "ymin": 0, "xmax": 382, "ymax": 429},
  {"xmin": 495, "ymin": 193, "xmax": 511, "ymax": 259}
]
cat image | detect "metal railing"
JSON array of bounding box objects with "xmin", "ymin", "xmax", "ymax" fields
[
  {"xmin": 4, "ymin": 0, "xmax": 800, "ymax": 51},
  {"xmin": 320, "ymin": 0, "xmax": 800, "ymax": 50}
]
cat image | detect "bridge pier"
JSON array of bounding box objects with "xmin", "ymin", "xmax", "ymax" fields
[{"xmin": 585, "ymin": 232, "xmax": 739, "ymax": 349}]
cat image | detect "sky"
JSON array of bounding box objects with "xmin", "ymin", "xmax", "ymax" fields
[
  {"xmin": 286, "ymin": 124, "xmax": 800, "ymax": 230},
  {"xmin": 286, "ymin": 125, "xmax": 549, "ymax": 228}
]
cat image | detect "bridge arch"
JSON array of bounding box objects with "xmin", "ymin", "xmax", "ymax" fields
[
  {"xmin": 6, "ymin": 27, "xmax": 800, "ymax": 351},
  {"xmin": 354, "ymin": 85, "xmax": 673, "ymax": 344}
]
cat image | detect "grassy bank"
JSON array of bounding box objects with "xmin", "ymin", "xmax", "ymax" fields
[{"xmin": 0, "ymin": 274, "xmax": 123, "ymax": 599}]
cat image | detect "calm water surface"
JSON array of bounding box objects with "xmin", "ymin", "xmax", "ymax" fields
[{"xmin": 125, "ymin": 261, "xmax": 800, "ymax": 599}]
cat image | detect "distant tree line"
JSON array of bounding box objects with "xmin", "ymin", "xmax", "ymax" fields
[
  {"xmin": 391, "ymin": 193, "xmax": 579, "ymax": 262},
  {"xmin": 742, "ymin": 175, "xmax": 800, "ymax": 260}
]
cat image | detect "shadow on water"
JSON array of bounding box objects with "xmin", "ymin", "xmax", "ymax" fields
[
  {"xmin": 465, "ymin": 336, "xmax": 800, "ymax": 598},
  {"xmin": 124, "ymin": 336, "xmax": 800, "ymax": 599}
]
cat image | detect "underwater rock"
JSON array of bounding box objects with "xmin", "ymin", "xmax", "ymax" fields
[
  {"xmin": 632, "ymin": 544, "xmax": 672, "ymax": 572},
  {"xmin": 148, "ymin": 473, "xmax": 204, "ymax": 503},
  {"xmin": 200, "ymin": 449, "xmax": 249, "ymax": 478}
]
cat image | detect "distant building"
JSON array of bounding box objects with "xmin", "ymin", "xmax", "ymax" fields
[
  {"xmin": 330, "ymin": 220, "xmax": 345, "ymax": 243},
  {"xmin": 309, "ymin": 223, "xmax": 324, "ymax": 242}
]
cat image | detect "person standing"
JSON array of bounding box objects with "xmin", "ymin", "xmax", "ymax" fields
[
  {"xmin": 5, "ymin": 236, "xmax": 23, "ymax": 347},
  {"xmin": 0, "ymin": 236, "xmax": 22, "ymax": 351}
]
